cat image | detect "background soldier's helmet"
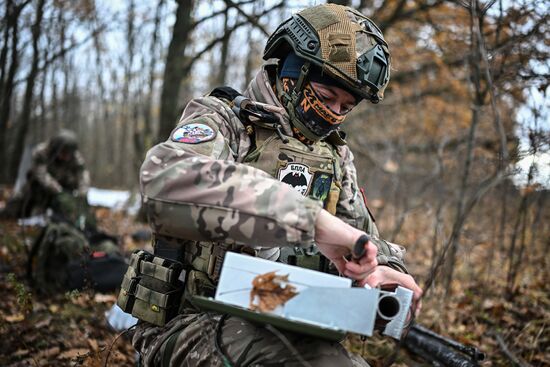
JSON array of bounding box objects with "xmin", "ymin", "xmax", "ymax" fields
[
  {"xmin": 264, "ymin": 3, "xmax": 391, "ymax": 104},
  {"xmin": 48, "ymin": 129, "xmax": 79, "ymax": 158}
]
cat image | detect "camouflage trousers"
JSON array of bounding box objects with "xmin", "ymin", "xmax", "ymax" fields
[{"xmin": 133, "ymin": 311, "xmax": 370, "ymax": 367}]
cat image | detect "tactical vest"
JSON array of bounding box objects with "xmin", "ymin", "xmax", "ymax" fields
[
  {"xmin": 155, "ymin": 125, "xmax": 342, "ymax": 282},
  {"xmin": 244, "ymin": 127, "xmax": 341, "ymax": 214},
  {"xmin": 153, "ymin": 93, "xmax": 345, "ymax": 300}
]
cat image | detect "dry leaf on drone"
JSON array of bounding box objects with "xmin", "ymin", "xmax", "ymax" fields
[{"xmin": 249, "ymin": 271, "xmax": 298, "ymax": 312}]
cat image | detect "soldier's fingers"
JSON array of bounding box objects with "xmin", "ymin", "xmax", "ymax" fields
[
  {"xmin": 357, "ymin": 242, "xmax": 377, "ymax": 265},
  {"xmin": 361, "ymin": 267, "xmax": 423, "ymax": 301},
  {"xmin": 343, "ymin": 263, "xmax": 377, "ymax": 281},
  {"xmin": 344, "ymin": 258, "xmax": 377, "ymax": 275},
  {"xmin": 331, "ymin": 257, "xmax": 347, "ymax": 276}
]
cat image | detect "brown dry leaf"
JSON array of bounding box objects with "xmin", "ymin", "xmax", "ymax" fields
[
  {"xmin": 13, "ymin": 349, "xmax": 29, "ymax": 357},
  {"xmin": 35, "ymin": 316, "xmax": 52, "ymax": 329},
  {"xmin": 482, "ymin": 299, "xmax": 495, "ymax": 310},
  {"xmin": 5, "ymin": 313, "xmax": 25, "ymax": 323},
  {"xmin": 58, "ymin": 348, "xmax": 90, "ymax": 359},
  {"xmin": 249, "ymin": 271, "xmax": 298, "ymax": 312},
  {"xmin": 94, "ymin": 293, "xmax": 117, "ymax": 303},
  {"xmin": 88, "ymin": 338, "xmax": 99, "ymax": 351},
  {"xmin": 38, "ymin": 346, "xmax": 60, "ymax": 359},
  {"xmin": 49, "ymin": 304, "xmax": 60, "ymax": 313},
  {"xmin": 116, "ymin": 351, "xmax": 129, "ymax": 362}
]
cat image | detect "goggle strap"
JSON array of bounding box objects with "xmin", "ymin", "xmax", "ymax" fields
[{"xmin": 294, "ymin": 61, "xmax": 310, "ymax": 94}]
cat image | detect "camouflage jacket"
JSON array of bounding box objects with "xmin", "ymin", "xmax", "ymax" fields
[
  {"xmin": 141, "ymin": 62, "xmax": 406, "ymax": 272},
  {"xmin": 29, "ymin": 142, "xmax": 90, "ymax": 195}
]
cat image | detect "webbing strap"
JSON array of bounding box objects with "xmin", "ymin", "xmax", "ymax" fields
[
  {"xmin": 135, "ymin": 284, "xmax": 171, "ymax": 308},
  {"xmin": 140, "ymin": 261, "xmax": 176, "ymax": 283},
  {"xmin": 162, "ymin": 331, "xmax": 180, "ymax": 367}
]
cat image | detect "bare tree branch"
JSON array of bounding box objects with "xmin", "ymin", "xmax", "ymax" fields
[
  {"xmin": 473, "ymin": 0, "xmax": 509, "ymax": 166},
  {"xmin": 377, "ymin": 0, "xmax": 446, "ymax": 31},
  {"xmin": 183, "ymin": 1, "xmax": 284, "ymax": 74},
  {"xmin": 223, "ymin": 0, "xmax": 270, "ymax": 36},
  {"xmin": 13, "ymin": 24, "xmax": 108, "ymax": 87},
  {"xmin": 489, "ymin": 330, "xmax": 533, "ymax": 367},
  {"xmin": 192, "ymin": 0, "xmax": 256, "ymax": 28}
]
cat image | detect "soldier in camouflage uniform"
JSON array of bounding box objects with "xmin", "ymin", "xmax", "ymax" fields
[
  {"xmin": 2, "ymin": 129, "xmax": 90, "ymax": 219},
  {"xmin": 129, "ymin": 4, "xmax": 422, "ymax": 366}
]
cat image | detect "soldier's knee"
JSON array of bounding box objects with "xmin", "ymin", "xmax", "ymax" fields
[{"xmin": 220, "ymin": 317, "xmax": 358, "ymax": 367}]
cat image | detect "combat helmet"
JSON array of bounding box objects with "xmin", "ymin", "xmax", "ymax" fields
[
  {"xmin": 264, "ymin": 4, "xmax": 391, "ymax": 141},
  {"xmin": 48, "ymin": 129, "xmax": 79, "ymax": 158}
]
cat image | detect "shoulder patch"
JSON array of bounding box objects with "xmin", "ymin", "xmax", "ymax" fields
[{"xmin": 172, "ymin": 123, "xmax": 216, "ymax": 144}]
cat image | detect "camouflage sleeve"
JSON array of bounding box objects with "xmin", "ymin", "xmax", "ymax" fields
[
  {"xmin": 74, "ymin": 151, "xmax": 90, "ymax": 195},
  {"xmin": 335, "ymin": 145, "xmax": 408, "ymax": 273},
  {"xmin": 30, "ymin": 144, "xmax": 63, "ymax": 194},
  {"xmin": 141, "ymin": 97, "xmax": 323, "ymax": 248}
]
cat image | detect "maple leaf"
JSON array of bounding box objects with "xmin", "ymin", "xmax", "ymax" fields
[{"xmin": 249, "ymin": 271, "xmax": 298, "ymax": 312}]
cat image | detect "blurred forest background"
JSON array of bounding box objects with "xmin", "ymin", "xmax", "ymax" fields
[{"xmin": 0, "ymin": 0, "xmax": 549, "ymax": 366}]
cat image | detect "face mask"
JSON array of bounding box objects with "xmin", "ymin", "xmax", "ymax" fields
[{"xmin": 281, "ymin": 78, "xmax": 347, "ymax": 141}]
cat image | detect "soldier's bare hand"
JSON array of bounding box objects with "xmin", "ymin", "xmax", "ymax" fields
[
  {"xmin": 359, "ymin": 265, "xmax": 423, "ymax": 315},
  {"xmin": 342, "ymin": 243, "xmax": 378, "ymax": 280},
  {"xmin": 314, "ymin": 209, "xmax": 377, "ymax": 277}
]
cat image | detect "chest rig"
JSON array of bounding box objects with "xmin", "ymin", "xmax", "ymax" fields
[
  {"xmin": 154, "ymin": 88, "xmax": 344, "ymax": 299},
  {"xmin": 244, "ymin": 126, "xmax": 341, "ymax": 214}
]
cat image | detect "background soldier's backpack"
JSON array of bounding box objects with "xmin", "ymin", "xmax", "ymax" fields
[{"xmin": 27, "ymin": 221, "xmax": 127, "ymax": 293}]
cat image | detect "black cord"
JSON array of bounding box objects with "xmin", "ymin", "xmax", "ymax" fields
[
  {"xmin": 264, "ymin": 324, "xmax": 313, "ymax": 367},
  {"xmin": 214, "ymin": 314, "xmax": 235, "ymax": 367},
  {"xmin": 382, "ymin": 310, "xmax": 416, "ymax": 367}
]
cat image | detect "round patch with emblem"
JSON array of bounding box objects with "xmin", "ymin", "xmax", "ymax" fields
[{"xmin": 172, "ymin": 123, "xmax": 215, "ymax": 144}]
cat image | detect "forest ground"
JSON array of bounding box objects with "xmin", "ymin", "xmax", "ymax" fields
[{"xmin": 0, "ymin": 199, "xmax": 548, "ymax": 366}]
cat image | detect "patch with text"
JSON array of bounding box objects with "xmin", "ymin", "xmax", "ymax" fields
[{"xmin": 278, "ymin": 163, "xmax": 313, "ymax": 196}]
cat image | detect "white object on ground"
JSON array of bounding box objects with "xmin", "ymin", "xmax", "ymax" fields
[
  {"xmin": 87, "ymin": 187, "xmax": 131, "ymax": 209},
  {"xmin": 105, "ymin": 304, "xmax": 138, "ymax": 331}
]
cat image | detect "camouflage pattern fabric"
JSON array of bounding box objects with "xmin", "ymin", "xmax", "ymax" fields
[
  {"xmin": 135, "ymin": 63, "xmax": 406, "ymax": 365},
  {"xmin": 29, "ymin": 136, "xmax": 90, "ymax": 196},
  {"xmin": 141, "ymin": 62, "xmax": 380, "ymax": 249},
  {"xmin": 134, "ymin": 312, "xmax": 370, "ymax": 367},
  {"xmin": 5, "ymin": 132, "xmax": 90, "ymax": 218},
  {"xmin": 32, "ymin": 222, "xmax": 89, "ymax": 293},
  {"xmin": 31, "ymin": 220, "xmax": 120, "ymax": 293},
  {"xmin": 49, "ymin": 191, "xmax": 96, "ymax": 229}
]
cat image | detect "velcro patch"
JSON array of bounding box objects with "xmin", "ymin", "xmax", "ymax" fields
[
  {"xmin": 328, "ymin": 33, "xmax": 352, "ymax": 62},
  {"xmin": 278, "ymin": 163, "xmax": 313, "ymax": 196},
  {"xmin": 172, "ymin": 123, "xmax": 216, "ymax": 144}
]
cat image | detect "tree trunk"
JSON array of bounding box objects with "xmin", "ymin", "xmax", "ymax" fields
[
  {"xmin": 120, "ymin": 0, "xmax": 135, "ymax": 187},
  {"xmin": 10, "ymin": 0, "xmax": 45, "ymax": 182},
  {"xmin": 157, "ymin": 0, "xmax": 195, "ymax": 143},
  {"xmin": 36, "ymin": 48, "xmax": 49, "ymax": 144},
  {"xmin": 0, "ymin": 0, "xmax": 27, "ymax": 183},
  {"xmin": 443, "ymin": 1, "xmax": 485, "ymax": 292},
  {"xmin": 214, "ymin": 8, "xmax": 231, "ymax": 87},
  {"xmin": 136, "ymin": 0, "xmax": 164, "ymax": 173}
]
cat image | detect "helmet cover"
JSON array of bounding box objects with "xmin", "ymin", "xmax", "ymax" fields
[{"xmin": 264, "ymin": 3, "xmax": 391, "ymax": 103}]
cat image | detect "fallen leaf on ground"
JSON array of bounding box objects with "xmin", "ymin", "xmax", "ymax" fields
[
  {"xmin": 5, "ymin": 313, "xmax": 25, "ymax": 322},
  {"xmin": 13, "ymin": 349, "xmax": 29, "ymax": 357},
  {"xmin": 37, "ymin": 346, "xmax": 60, "ymax": 359},
  {"xmin": 94, "ymin": 293, "xmax": 117, "ymax": 303},
  {"xmin": 58, "ymin": 348, "xmax": 90, "ymax": 359},
  {"xmin": 35, "ymin": 316, "xmax": 52, "ymax": 328},
  {"xmin": 49, "ymin": 304, "xmax": 60, "ymax": 313},
  {"xmin": 88, "ymin": 338, "xmax": 99, "ymax": 351}
]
